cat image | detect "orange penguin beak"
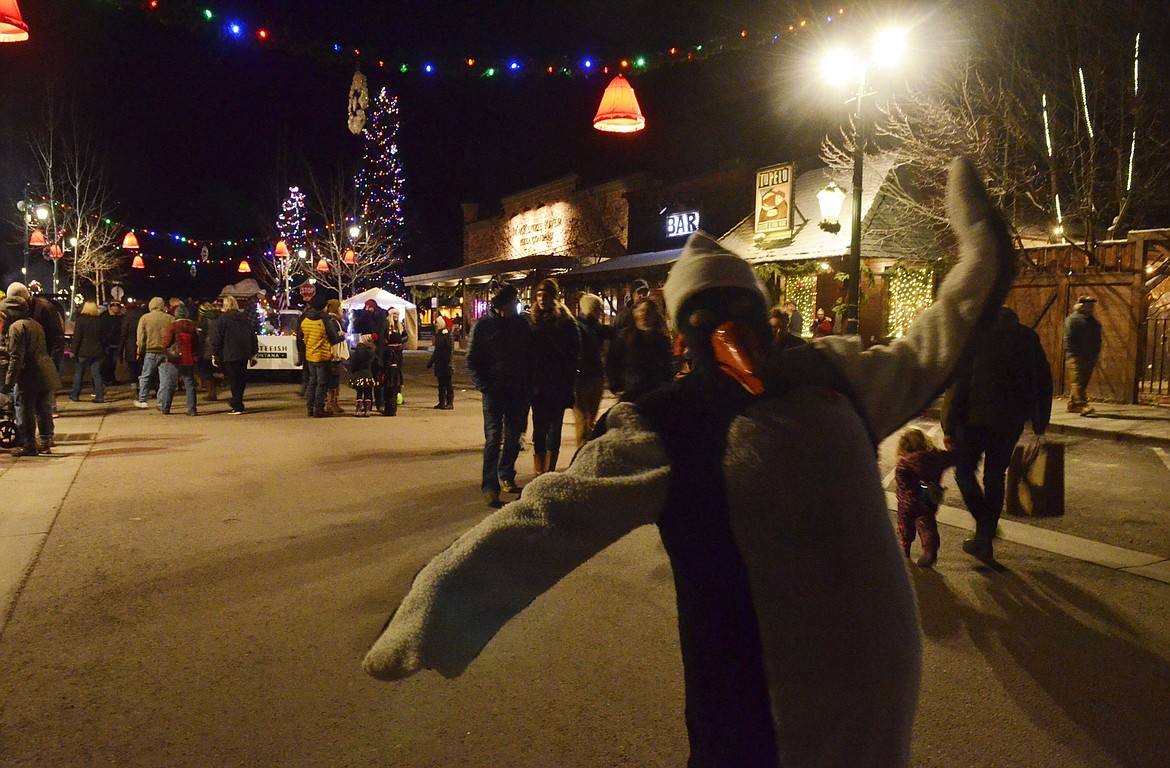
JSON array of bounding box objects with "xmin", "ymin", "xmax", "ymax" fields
[{"xmin": 710, "ymin": 321, "xmax": 765, "ymax": 395}]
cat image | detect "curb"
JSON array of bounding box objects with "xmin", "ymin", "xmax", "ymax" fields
[{"xmin": 920, "ymin": 407, "xmax": 1170, "ymax": 449}]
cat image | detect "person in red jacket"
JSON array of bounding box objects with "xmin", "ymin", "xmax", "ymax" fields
[
  {"xmin": 894, "ymin": 428, "xmax": 956, "ymax": 567},
  {"xmin": 159, "ymin": 304, "xmax": 201, "ymax": 416}
]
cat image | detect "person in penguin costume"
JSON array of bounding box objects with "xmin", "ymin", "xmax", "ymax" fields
[{"xmin": 363, "ymin": 158, "xmax": 1016, "ymax": 767}]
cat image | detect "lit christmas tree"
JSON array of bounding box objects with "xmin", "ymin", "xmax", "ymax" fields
[
  {"xmin": 277, "ymin": 186, "xmax": 307, "ymax": 251},
  {"xmin": 354, "ymin": 87, "xmax": 408, "ymax": 294}
]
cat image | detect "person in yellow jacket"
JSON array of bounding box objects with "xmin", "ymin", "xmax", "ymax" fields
[{"xmin": 296, "ymin": 295, "xmax": 342, "ymax": 418}]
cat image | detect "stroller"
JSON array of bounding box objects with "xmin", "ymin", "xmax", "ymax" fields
[{"xmin": 0, "ymin": 393, "xmax": 18, "ymax": 449}]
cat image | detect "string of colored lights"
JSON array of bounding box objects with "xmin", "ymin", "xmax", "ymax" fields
[{"xmin": 119, "ymin": 1, "xmax": 848, "ymax": 78}]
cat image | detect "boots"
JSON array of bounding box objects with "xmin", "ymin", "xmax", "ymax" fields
[
  {"xmin": 11, "ymin": 442, "xmax": 37, "ymax": 457},
  {"xmin": 37, "ymin": 437, "xmax": 52, "ymax": 455},
  {"xmin": 364, "ymin": 399, "xmax": 374, "ymax": 416},
  {"xmin": 533, "ymin": 452, "xmax": 546, "ymax": 476},
  {"xmin": 207, "ymin": 380, "xmax": 218, "ymax": 401},
  {"xmin": 326, "ymin": 388, "xmax": 343, "ymax": 414},
  {"xmin": 546, "ymin": 451, "xmax": 559, "ymax": 473}
]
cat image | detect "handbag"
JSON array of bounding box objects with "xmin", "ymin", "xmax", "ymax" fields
[
  {"xmin": 165, "ymin": 337, "xmax": 183, "ymax": 362},
  {"xmin": 331, "ymin": 341, "xmax": 350, "ymax": 362},
  {"xmin": 1006, "ymin": 440, "xmax": 1065, "ymax": 516}
]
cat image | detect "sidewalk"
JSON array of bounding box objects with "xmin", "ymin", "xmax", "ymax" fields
[{"xmin": 925, "ymin": 397, "xmax": 1170, "ymax": 448}]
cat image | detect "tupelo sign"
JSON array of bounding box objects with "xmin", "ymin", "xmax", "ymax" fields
[{"xmin": 753, "ymin": 162, "xmax": 794, "ymax": 238}]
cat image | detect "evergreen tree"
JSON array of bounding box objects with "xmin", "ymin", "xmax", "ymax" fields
[
  {"xmin": 354, "ymin": 88, "xmax": 408, "ymax": 294},
  {"xmin": 277, "ymin": 186, "xmax": 307, "ymax": 252}
]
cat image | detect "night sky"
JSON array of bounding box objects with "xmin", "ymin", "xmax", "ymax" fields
[{"xmin": 1, "ymin": 1, "xmax": 941, "ymax": 294}]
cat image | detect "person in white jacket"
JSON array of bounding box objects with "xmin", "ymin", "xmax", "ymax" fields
[{"xmin": 364, "ymin": 158, "xmax": 1016, "ymax": 767}]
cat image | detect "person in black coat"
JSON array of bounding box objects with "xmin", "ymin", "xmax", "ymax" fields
[
  {"xmin": 942, "ymin": 306, "xmax": 1052, "ymax": 564},
  {"xmin": 353, "ymin": 300, "xmax": 390, "ymax": 410},
  {"xmin": 426, "ymin": 315, "xmax": 455, "ymax": 409},
  {"xmin": 467, "ymin": 284, "xmax": 533, "ymax": 505},
  {"xmin": 528, "ymin": 278, "xmax": 580, "ymax": 474},
  {"xmin": 605, "ymin": 296, "xmax": 674, "ymax": 403},
  {"xmin": 70, "ymin": 301, "xmax": 106, "ymax": 402},
  {"xmin": 209, "ymin": 296, "xmax": 259, "ymax": 414},
  {"xmin": 572, "ymin": 292, "xmax": 614, "ymax": 449},
  {"xmin": 98, "ymin": 302, "xmax": 124, "ymax": 385}
]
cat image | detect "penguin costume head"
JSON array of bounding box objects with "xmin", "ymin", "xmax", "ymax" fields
[{"xmin": 665, "ymin": 232, "xmax": 771, "ymax": 393}]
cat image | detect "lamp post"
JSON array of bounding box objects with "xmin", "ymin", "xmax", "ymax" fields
[{"xmin": 821, "ymin": 27, "xmax": 907, "ymax": 336}]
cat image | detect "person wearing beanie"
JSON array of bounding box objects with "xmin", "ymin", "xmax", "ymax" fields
[
  {"xmin": 209, "ymin": 295, "xmax": 259, "ymax": 414},
  {"xmin": 364, "ymin": 158, "xmax": 1021, "ymax": 766},
  {"xmin": 425, "ymin": 315, "xmax": 455, "ymax": 409},
  {"xmin": 604, "ymin": 294, "xmax": 674, "ymax": 403},
  {"xmin": 158, "ymin": 303, "xmax": 201, "ymax": 415},
  {"xmin": 1, "ymin": 292, "xmax": 60, "ymax": 456},
  {"xmin": 6, "ymin": 281, "xmax": 66, "ymax": 419},
  {"xmin": 134, "ymin": 296, "xmax": 176, "ymax": 409},
  {"xmin": 614, "ymin": 277, "xmax": 652, "ymax": 332},
  {"xmin": 467, "ymin": 282, "xmax": 532, "ymax": 505},
  {"xmin": 297, "ymin": 293, "xmax": 343, "ymax": 418},
  {"xmin": 1063, "ymin": 294, "xmax": 1101, "ymax": 416},
  {"xmin": 572, "ymin": 292, "xmax": 613, "ymax": 448},
  {"xmin": 528, "ymin": 278, "xmax": 580, "ymax": 475}
]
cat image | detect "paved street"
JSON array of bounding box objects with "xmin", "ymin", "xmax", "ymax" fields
[{"xmin": 1, "ymin": 352, "xmax": 1169, "ymax": 767}]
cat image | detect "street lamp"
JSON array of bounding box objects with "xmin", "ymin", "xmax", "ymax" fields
[
  {"xmin": 821, "ymin": 26, "xmax": 907, "ymax": 335},
  {"xmin": 348, "ymin": 224, "xmax": 361, "ymax": 239}
]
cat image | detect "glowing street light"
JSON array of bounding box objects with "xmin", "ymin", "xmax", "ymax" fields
[{"xmin": 820, "ymin": 25, "xmax": 908, "ymax": 335}]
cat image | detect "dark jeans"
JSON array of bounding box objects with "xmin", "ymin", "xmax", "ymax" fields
[
  {"xmin": 436, "ymin": 370, "xmax": 454, "ymax": 406},
  {"xmin": 222, "ymin": 360, "xmax": 248, "ymax": 411},
  {"xmin": 101, "ymin": 348, "xmax": 119, "ymax": 383},
  {"xmin": 481, "ymin": 390, "xmax": 530, "ymax": 493},
  {"xmin": 531, "ymin": 399, "xmax": 567, "ymax": 455},
  {"xmin": 15, "ymin": 386, "xmax": 53, "ymax": 444},
  {"xmin": 952, "ymin": 423, "xmax": 1023, "ymax": 540},
  {"xmin": 305, "ymin": 361, "xmax": 330, "ymax": 413},
  {"xmin": 71, "ymin": 355, "xmax": 105, "ymax": 401}
]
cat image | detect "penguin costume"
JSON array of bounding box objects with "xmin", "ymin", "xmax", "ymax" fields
[{"xmin": 364, "ymin": 158, "xmax": 1016, "ymax": 767}]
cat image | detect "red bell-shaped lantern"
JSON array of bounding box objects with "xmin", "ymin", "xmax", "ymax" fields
[
  {"xmin": 237, "ymin": 260, "xmax": 252, "ymax": 273},
  {"xmin": 0, "ymin": 0, "xmax": 29, "ymax": 43},
  {"xmin": 592, "ymin": 74, "xmax": 646, "ymax": 133},
  {"xmin": 121, "ymin": 232, "xmax": 140, "ymax": 250},
  {"xmin": 131, "ymin": 254, "xmax": 146, "ymax": 269},
  {"xmin": 28, "ymin": 228, "xmax": 46, "ymax": 247},
  {"xmin": 315, "ymin": 257, "xmax": 329, "ymax": 272},
  {"xmin": 47, "ymin": 244, "xmax": 63, "ymax": 260},
  {"xmin": 274, "ymin": 240, "xmax": 290, "ymax": 258},
  {"xmin": 342, "ymin": 248, "xmax": 356, "ymax": 265}
]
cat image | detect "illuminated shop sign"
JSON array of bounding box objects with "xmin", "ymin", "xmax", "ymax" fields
[
  {"xmin": 665, "ymin": 210, "xmax": 701, "ymax": 238},
  {"xmin": 506, "ymin": 202, "xmax": 572, "ymax": 258},
  {"xmin": 753, "ymin": 162, "xmax": 794, "ymax": 238}
]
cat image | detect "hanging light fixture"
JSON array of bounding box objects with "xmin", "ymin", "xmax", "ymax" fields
[
  {"xmin": 47, "ymin": 244, "xmax": 63, "ymax": 260},
  {"xmin": 237, "ymin": 260, "xmax": 252, "ymax": 273},
  {"xmin": 131, "ymin": 254, "xmax": 146, "ymax": 269},
  {"xmin": 28, "ymin": 228, "xmax": 46, "ymax": 247},
  {"xmin": 816, "ymin": 182, "xmax": 847, "ymax": 233},
  {"xmin": 0, "ymin": 0, "xmax": 29, "ymax": 43},
  {"xmin": 121, "ymin": 232, "xmax": 140, "ymax": 250},
  {"xmin": 343, "ymin": 248, "xmax": 357, "ymax": 265},
  {"xmin": 592, "ymin": 74, "xmax": 646, "ymax": 133},
  {"xmin": 315, "ymin": 256, "xmax": 329, "ymax": 272},
  {"xmin": 274, "ymin": 240, "xmax": 290, "ymax": 258}
]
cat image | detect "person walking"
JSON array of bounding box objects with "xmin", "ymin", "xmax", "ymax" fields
[
  {"xmin": 134, "ymin": 297, "xmax": 175, "ymax": 409},
  {"xmin": 605, "ymin": 296, "xmax": 674, "ymax": 402},
  {"xmin": 99, "ymin": 301, "xmax": 124, "ymax": 385},
  {"xmin": 195, "ymin": 301, "xmax": 221, "ymax": 401},
  {"xmin": 209, "ymin": 295, "xmax": 258, "ymax": 415},
  {"xmin": 572, "ymin": 292, "xmax": 612, "ymax": 449},
  {"xmin": 893, "ymin": 428, "xmax": 955, "ymax": 568},
  {"xmin": 69, "ymin": 301, "xmax": 106, "ymax": 403},
  {"xmin": 0, "ymin": 293, "xmax": 60, "ymax": 456},
  {"xmin": 1063, "ymin": 295, "xmax": 1102, "ymax": 416},
  {"xmin": 121, "ymin": 302, "xmax": 146, "ymax": 391},
  {"xmin": 942, "ymin": 306, "xmax": 1052, "ymax": 565},
  {"xmin": 425, "ymin": 315, "xmax": 455, "ymax": 410},
  {"xmin": 324, "ymin": 299, "xmax": 347, "ymax": 415},
  {"xmin": 157, "ymin": 304, "xmax": 200, "ymax": 416},
  {"xmin": 467, "ymin": 284, "xmax": 532, "ymax": 506},
  {"xmin": 296, "ymin": 295, "xmax": 340, "ymax": 418},
  {"xmin": 528, "ymin": 278, "xmax": 580, "ymax": 475}
]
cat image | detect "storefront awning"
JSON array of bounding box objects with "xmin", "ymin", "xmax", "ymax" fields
[
  {"xmin": 405, "ymin": 254, "xmax": 579, "ymax": 286},
  {"xmin": 561, "ymin": 247, "xmax": 684, "ymax": 281}
]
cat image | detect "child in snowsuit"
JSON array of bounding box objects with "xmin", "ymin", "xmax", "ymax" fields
[
  {"xmin": 348, "ymin": 340, "xmax": 378, "ymax": 417},
  {"xmin": 894, "ymin": 428, "xmax": 955, "ymax": 568}
]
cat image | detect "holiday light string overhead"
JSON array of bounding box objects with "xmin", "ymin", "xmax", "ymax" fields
[{"xmin": 119, "ymin": 1, "xmax": 848, "ymax": 78}]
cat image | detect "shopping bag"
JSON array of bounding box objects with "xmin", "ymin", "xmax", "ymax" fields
[{"xmin": 1005, "ymin": 441, "xmax": 1065, "ymax": 516}]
